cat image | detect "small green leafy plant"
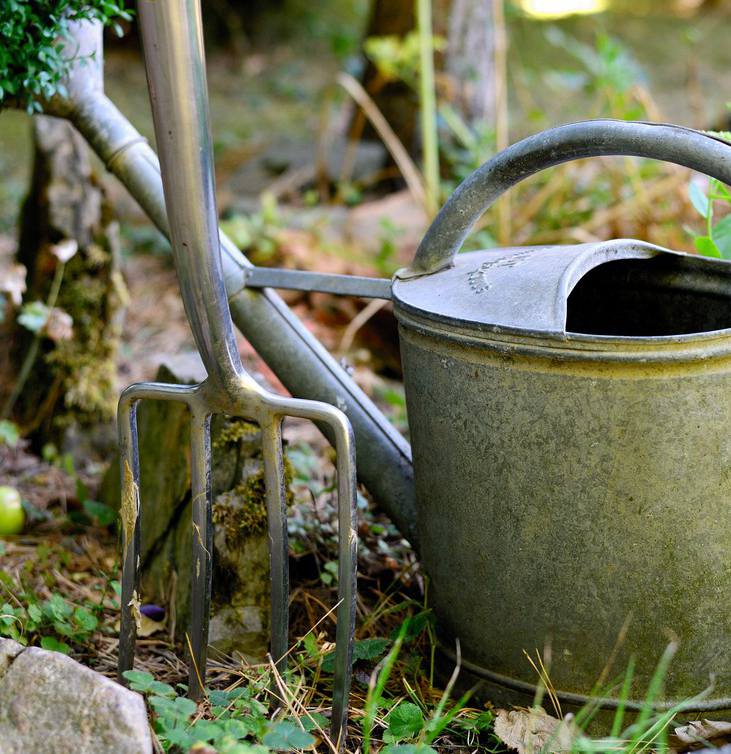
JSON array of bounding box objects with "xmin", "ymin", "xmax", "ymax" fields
[
  {"xmin": 0, "ymin": 0, "xmax": 132, "ymax": 113},
  {"xmin": 219, "ymin": 193, "xmax": 282, "ymax": 265},
  {"xmin": 42, "ymin": 442, "xmax": 116, "ymax": 527},
  {"xmin": 687, "ymin": 138, "xmax": 731, "ymax": 260},
  {"xmin": 124, "ymin": 670, "xmax": 317, "ymax": 754},
  {"xmin": 0, "ymin": 592, "xmax": 99, "ymax": 653}
]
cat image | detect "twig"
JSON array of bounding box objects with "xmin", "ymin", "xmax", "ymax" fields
[
  {"xmin": 337, "ymin": 72, "xmax": 427, "ymax": 210},
  {"xmin": 339, "ymin": 299, "xmax": 389, "ymax": 355},
  {"xmin": 493, "ymin": 0, "xmax": 510, "ymax": 244},
  {"xmin": 417, "ymin": 0, "xmax": 440, "ymax": 217}
]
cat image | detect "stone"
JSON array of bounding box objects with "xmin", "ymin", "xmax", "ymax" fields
[
  {"xmin": 0, "ymin": 639, "xmax": 23, "ymax": 679},
  {"xmin": 346, "ymin": 189, "xmax": 429, "ymax": 256},
  {"xmin": 228, "ymin": 137, "xmax": 386, "ymax": 198},
  {"xmin": 0, "ymin": 640, "xmax": 151, "ymax": 754}
]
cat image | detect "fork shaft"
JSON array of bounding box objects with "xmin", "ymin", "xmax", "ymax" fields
[
  {"xmin": 189, "ymin": 408, "xmax": 213, "ymax": 700},
  {"xmin": 261, "ymin": 418, "xmax": 290, "ymax": 670}
]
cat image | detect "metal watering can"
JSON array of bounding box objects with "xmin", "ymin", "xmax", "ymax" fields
[{"xmin": 244, "ymin": 120, "xmax": 731, "ymax": 714}]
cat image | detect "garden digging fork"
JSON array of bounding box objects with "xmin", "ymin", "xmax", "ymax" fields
[{"xmin": 117, "ymin": 0, "xmax": 357, "ymax": 742}]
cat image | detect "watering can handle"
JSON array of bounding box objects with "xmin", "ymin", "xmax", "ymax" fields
[{"xmin": 405, "ymin": 120, "xmax": 731, "ymax": 278}]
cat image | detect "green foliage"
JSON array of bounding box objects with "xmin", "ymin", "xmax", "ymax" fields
[
  {"xmin": 687, "ymin": 169, "xmax": 731, "ymax": 260},
  {"xmin": 0, "ymin": 591, "xmax": 99, "ymax": 652},
  {"xmin": 544, "ymin": 27, "xmax": 646, "ymax": 120},
  {"xmin": 364, "ymin": 31, "xmax": 446, "ymax": 90},
  {"xmin": 43, "ymin": 442, "xmax": 115, "ymax": 527},
  {"xmin": 0, "ymin": 420, "xmax": 19, "ymax": 447},
  {"xmin": 0, "ymin": 1, "xmax": 132, "ymax": 113},
  {"xmin": 124, "ymin": 670, "xmax": 316, "ymax": 753},
  {"xmin": 568, "ymin": 643, "xmax": 695, "ymax": 754},
  {"xmin": 219, "ymin": 193, "xmax": 282, "ymax": 264},
  {"xmin": 384, "ymin": 702, "xmax": 424, "ymax": 743},
  {"xmin": 321, "ymin": 636, "xmax": 391, "ymax": 672}
]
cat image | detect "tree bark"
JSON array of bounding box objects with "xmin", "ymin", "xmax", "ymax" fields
[
  {"xmin": 443, "ymin": 0, "xmax": 497, "ymax": 124},
  {"xmin": 11, "ymin": 115, "xmax": 124, "ymax": 449},
  {"xmin": 357, "ymin": 0, "xmax": 418, "ymax": 153}
]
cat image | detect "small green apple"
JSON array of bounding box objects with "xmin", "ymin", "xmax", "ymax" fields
[{"xmin": 0, "ymin": 486, "xmax": 25, "ymax": 535}]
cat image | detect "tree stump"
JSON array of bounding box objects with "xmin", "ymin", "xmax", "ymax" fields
[
  {"xmin": 10, "ymin": 114, "xmax": 124, "ymax": 449},
  {"xmin": 102, "ymin": 358, "xmax": 289, "ymax": 660}
]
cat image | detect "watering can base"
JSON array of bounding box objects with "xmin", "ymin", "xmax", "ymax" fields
[{"xmin": 434, "ymin": 645, "xmax": 731, "ymax": 730}]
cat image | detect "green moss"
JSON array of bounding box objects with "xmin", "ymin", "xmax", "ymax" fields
[
  {"xmin": 213, "ymin": 418, "xmax": 260, "ymax": 449},
  {"xmin": 212, "ymin": 456, "xmax": 296, "ymax": 544},
  {"xmin": 42, "ymin": 243, "xmax": 125, "ymax": 427}
]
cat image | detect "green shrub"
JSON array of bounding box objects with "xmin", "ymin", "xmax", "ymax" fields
[{"xmin": 0, "ymin": 1, "xmax": 132, "ymax": 113}]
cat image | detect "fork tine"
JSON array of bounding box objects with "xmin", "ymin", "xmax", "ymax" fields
[
  {"xmin": 189, "ymin": 408, "xmax": 213, "ymax": 700},
  {"xmin": 118, "ymin": 396, "xmax": 141, "ymax": 681},
  {"xmin": 324, "ymin": 413, "xmax": 357, "ymax": 747},
  {"xmin": 261, "ymin": 417, "xmax": 290, "ymax": 670},
  {"xmin": 271, "ymin": 399, "xmax": 357, "ymax": 747}
]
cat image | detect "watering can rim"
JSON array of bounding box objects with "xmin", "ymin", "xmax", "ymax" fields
[{"xmin": 391, "ymin": 238, "xmax": 731, "ymax": 350}]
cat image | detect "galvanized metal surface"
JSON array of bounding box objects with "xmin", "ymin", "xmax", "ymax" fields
[
  {"xmin": 116, "ymin": 2, "xmax": 357, "ymax": 741},
  {"xmin": 397, "ymin": 309, "xmax": 731, "ymax": 710},
  {"xmin": 394, "ymin": 122, "xmax": 731, "ymax": 712},
  {"xmin": 241, "ymin": 266, "xmax": 392, "ymax": 299}
]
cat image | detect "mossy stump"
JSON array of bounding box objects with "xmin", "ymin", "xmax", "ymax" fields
[{"xmin": 103, "ymin": 360, "xmax": 293, "ymax": 661}]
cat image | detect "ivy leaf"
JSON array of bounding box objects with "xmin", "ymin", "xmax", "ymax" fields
[
  {"xmin": 17, "ymin": 300, "xmax": 49, "ymax": 333},
  {"xmin": 162, "ymin": 726, "xmax": 197, "ymax": 749},
  {"xmin": 0, "ymin": 420, "xmax": 19, "ymax": 447},
  {"xmin": 385, "ymin": 702, "xmax": 425, "ymax": 742},
  {"xmin": 322, "ymin": 637, "xmax": 390, "ymax": 672},
  {"xmin": 72, "ymin": 606, "xmax": 98, "ymax": 633},
  {"xmin": 694, "ymin": 235, "xmax": 722, "ymax": 259},
  {"xmin": 40, "ymin": 635, "xmax": 71, "ymax": 654},
  {"xmin": 122, "ymin": 669, "xmax": 155, "ymax": 692},
  {"xmin": 263, "ymin": 720, "xmax": 315, "ymax": 751},
  {"xmin": 300, "ymin": 712, "xmax": 328, "ymax": 732},
  {"xmin": 689, "ymin": 180, "xmax": 710, "ymax": 218}
]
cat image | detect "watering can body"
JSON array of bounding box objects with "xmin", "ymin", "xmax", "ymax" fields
[
  {"xmin": 240, "ymin": 120, "xmax": 731, "ymax": 714},
  {"xmin": 393, "ymin": 240, "xmax": 731, "ymax": 712}
]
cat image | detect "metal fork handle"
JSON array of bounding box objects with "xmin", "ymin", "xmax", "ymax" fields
[
  {"xmin": 138, "ymin": 0, "xmax": 257, "ymax": 399},
  {"xmin": 407, "ymin": 120, "xmax": 731, "ymax": 277}
]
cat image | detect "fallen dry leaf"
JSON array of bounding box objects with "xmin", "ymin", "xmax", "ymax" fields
[
  {"xmin": 137, "ymin": 614, "xmax": 166, "ymax": 638},
  {"xmin": 670, "ymin": 720, "xmax": 731, "ymax": 753},
  {"xmin": 49, "ymin": 239, "xmax": 79, "ymax": 263},
  {"xmin": 0, "ymin": 262, "xmax": 26, "ymax": 305},
  {"xmin": 494, "ymin": 707, "xmax": 578, "ymax": 754},
  {"xmin": 44, "ymin": 307, "xmax": 73, "ymax": 342}
]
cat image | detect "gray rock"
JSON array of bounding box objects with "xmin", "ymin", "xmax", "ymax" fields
[
  {"xmin": 0, "ymin": 641, "xmax": 151, "ymax": 754},
  {"xmin": 0, "ymin": 639, "xmax": 23, "ymax": 679}
]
